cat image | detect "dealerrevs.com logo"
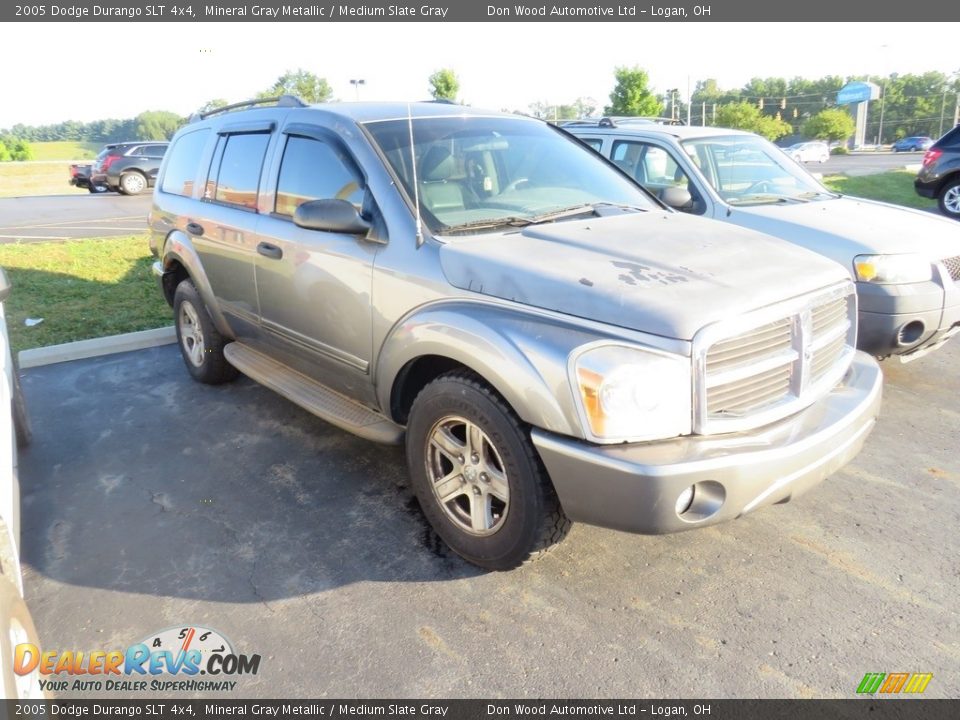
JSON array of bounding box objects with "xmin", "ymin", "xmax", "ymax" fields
[{"xmin": 14, "ymin": 625, "xmax": 261, "ymax": 693}]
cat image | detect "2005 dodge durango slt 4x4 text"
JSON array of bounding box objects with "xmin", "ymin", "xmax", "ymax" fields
[{"xmin": 149, "ymin": 98, "xmax": 883, "ymax": 570}]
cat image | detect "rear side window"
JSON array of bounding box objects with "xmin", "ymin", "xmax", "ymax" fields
[
  {"xmin": 936, "ymin": 126, "xmax": 960, "ymax": 148},
  {"xmin": 161, "ymin": 130, "xmax": 210, "ymax": 197},
  {"xmin": 209, "ymin": 133, "xmax": 270, "ymax": 210},
  {"xmin": 275, "ymin": 135, "xmax": 364, "ymax": 216}
]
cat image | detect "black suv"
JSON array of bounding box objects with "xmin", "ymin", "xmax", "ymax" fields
[
  {"xmin": 89, "ymin": 141, "xmax": 169, "ymax": 195},
  {"xmin": 915, "ymin": 125, "xmax": 960, "ymax": 220}
]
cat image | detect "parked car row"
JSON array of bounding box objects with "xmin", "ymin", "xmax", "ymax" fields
[{"xmin": 68, "ymin": 141, "xmax": 168, "ymax": 195}]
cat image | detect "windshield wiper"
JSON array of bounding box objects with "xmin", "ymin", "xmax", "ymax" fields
[{"xmin": 730, "ymin": 193, "xmax": 809, "ymax": 206}]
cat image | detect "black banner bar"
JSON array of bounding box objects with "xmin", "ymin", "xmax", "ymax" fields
[
  {"xmin": 3, "ymin": 0, "xmax": 959, "ymax": 23},
  {"xmin": 3, "ymin": 700, "xmax": 959, "ymax": 720}
]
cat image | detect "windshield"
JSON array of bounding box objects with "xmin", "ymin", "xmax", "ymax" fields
[
  {"xmin": 364, "ymin": 116, "xmax": 658, "ymax": 234},
  {"xmin": 681, "ymin": 135, "xmax": 834, "ymax": 206}
]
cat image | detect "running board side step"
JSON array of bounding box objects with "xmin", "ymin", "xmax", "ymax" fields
[{"xmin": 223, "ymin": 342, "xmax": 403, "ymax": 445}]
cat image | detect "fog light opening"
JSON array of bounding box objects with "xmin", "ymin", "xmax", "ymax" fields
[
  {"xmin": 897, "ymin": 320, "xmax": 925, "ymax": 346},
  {"xmin": 676, "ymin": 480, "xmax": 726, "ymax": 523}
]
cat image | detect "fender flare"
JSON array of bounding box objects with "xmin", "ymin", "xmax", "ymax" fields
[
  {"xmin": 375, "ymin": 300, "xmax": 603, "ymax": 439},
  {"xmin": 160, "ymin": 230, "xmax": 233, "ymax": 337}
]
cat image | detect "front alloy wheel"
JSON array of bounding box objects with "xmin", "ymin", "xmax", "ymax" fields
[
  {"xmin": 425, "ymin": 415, "xmax": 510, "ymax": 536},
  {"xmin": 406, "ymin": 372, "xmax": 570, "ymax": 570}
]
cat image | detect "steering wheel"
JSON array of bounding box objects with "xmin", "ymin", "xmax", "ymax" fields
[{"xmin": 503, "ymin": 177, "xmax": 530, "ymax": 193}]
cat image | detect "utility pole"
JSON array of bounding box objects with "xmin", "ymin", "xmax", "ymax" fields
[
  {"xmin": 686, "ymin": 76, "xmax": 692, "ymax": 126},
  {"xmin": 702, "ymin": 101, "xmax": 706, "ymax": 127},
  {"xmin": 877, "ymin": 80, "xmax": 886, "ymax": 146},
  {"xmin": 938, "ymin": 89, "xmax": 947, "ymax": 137}
]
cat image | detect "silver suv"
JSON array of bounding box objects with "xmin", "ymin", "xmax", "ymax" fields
[
  {"xmin": 150, "ymin": 98, "xmax": 882, "ymax": 570},
  {"xmin": 567, "ymin": 119, "xmax": 960, "ymax": 362}
]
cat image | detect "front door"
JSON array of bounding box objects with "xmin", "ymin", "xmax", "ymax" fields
[{"xmin": 254, "ymin": 127, "xmax": 379, "ymax": 400}]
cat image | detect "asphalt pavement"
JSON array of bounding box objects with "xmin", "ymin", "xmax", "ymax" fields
[
  {"xmin": 801, "ymin": 151, "xmax": 922, "ymax": 178},
  {"xmin": 0, "ymin": 193, "xmax": 151, "ymax": 242},
  {"xmin": 17, "ymin": 341, "xmax": 960, "ymax": 699}
]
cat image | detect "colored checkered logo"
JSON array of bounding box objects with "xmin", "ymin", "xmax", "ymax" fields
[{"xmin": 857, "ymin": 672, "xmax": 933, "ymax": 694}]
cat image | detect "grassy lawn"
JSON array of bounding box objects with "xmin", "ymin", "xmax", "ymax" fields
[
  {"xmin": 822, "ymin": 170, "xmax": 936, "ymax": 210},
  {"xmin": 0, "ymin": 162, "xmax": 87, "ymax": 197},
  {"xmin": 28, "ymin": 140, "xmax": 102, "ymax": 161},
  {"xmin": 0, "ymin": 236, "xmax": 170, "ymax": 355}
]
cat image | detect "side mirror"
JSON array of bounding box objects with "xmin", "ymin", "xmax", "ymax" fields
[
  {"xmin": 294, "ymin": 199, "xmax": 371, "ymax": 235},
  {"xmin": 0, "ymin": 268, "xmax": 10, "ymax": 303},
  {"xmin": 659, "ymin": 186, "xmax": 693, "ymax": 211}
]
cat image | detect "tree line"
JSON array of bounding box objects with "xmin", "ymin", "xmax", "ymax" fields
[{"xmin": 2, "ymin": 67, "xmax": 957, "ymax": 154}]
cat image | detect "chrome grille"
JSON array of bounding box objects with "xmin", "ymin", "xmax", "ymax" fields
[
  {"xmin": 942, "ymin": 255, "xmax": 960, "ymax": 282},
  {"xmin": 695, "ymin": 284, "xmax": 856, "ymax": 435}
]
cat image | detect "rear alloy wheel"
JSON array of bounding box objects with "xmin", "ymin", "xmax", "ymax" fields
[
  {"xmin": 939, "ymin": 179, "xmax": 960, "ymax": 220},
  {"xmin": 406, "ymin": 372, "xmax": 570, "ymax": 571},
  {"xmin": 119, "ymin": 172, "xmax": 147, "ymax": 196},
  {"xmin": 173, "ymin": 280, "xmax": 238, "ymax": 384}
]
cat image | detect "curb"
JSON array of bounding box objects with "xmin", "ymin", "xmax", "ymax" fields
[{"xmin": 18, "ymin": 326, "xmax": 176, "ymax": 369}]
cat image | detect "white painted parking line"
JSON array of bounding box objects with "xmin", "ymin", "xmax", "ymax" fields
[
  {"xmin": 0, "ymin": 215, "xmax": 146, "ymax": 231},
  {"xmin": 0, "ymin": 234, "xmax": 69, "ymax": 240}
]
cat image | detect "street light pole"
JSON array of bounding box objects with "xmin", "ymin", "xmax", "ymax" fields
[
  {"xmin": 350, "ymin": 79, "xmax": 366, "ymax": 101},
  {"xmin": 877, "ymin": 80, "xmax": 886, "ymax": 146}
]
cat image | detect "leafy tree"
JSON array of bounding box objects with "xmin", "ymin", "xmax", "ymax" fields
[
  {"xmin": 428, "ymin": 69, "xmax": 460, "ymax": 102},
  {"xmin": 259, "ymin": 69, "xmax": 333, "ymax": 104},
  {"xmin": 715, "ymin": 102, "xmax": 792, "ymax": 140},
  {"xmin": 803, "ymin": 108, "xmax": 856, "ymax": 143},
  {"xmin": 605, "ymin": 66, "xmax": 663, "ymax": 117},
  {"xmin": 0, "ymin": 135, "xmax": 32, "ymax": 161},
  {"xmin": 198, "ymin": 98, "xmax": 229, "ymax": 114},
  {"xmin": 134, "ymin": 111, "xmax": 184, "ymax": 140}
]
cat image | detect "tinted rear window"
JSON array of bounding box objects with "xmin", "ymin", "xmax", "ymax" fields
[
  {"xmin": 161, "ymin": 130, "xmax": 210, "ymax": 197},
  {"xmin": 211, "ymin": 133, "xmax": 270, "ymax": 210}
]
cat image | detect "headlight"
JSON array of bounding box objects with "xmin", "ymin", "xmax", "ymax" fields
[
  {"xmin": 853, "ymin": 254, "xmax": 932, "ymax": 284},
  {"xmin": 571, "ymin": 344, "xmax": 691, "ymax": 443}
]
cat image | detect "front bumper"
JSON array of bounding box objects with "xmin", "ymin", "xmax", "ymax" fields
[
  {"xmin": 855, "ymin": 279, "xmax": 960, "ymax": 359},
  {"xmin": 532, "ymin": 352, "xmax": 882, "ymax": 535}
]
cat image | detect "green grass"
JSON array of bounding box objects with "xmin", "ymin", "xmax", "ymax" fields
[
  {"xmin": 0, "ymin": 236, "xmax": 170, "ymax": 354},
  {"xmin": 28, "ymin": 140, "xmax": 102, "ymax": 161},
  {"xmin": 822, "ymin": 170, "xmax": 936, "ymax": 210},
  {"xmin": 0, "ymin": 162, "xmax": 88, "ymax": 197}
]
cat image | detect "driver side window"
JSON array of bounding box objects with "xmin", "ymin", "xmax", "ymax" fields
[{"xmin": 610, "ymin": 140, "xmax": 705, "ymax": 215}]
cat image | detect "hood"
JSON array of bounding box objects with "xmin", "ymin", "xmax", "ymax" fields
[
  {"xmin": 728, "ymin": 196, "xmax": 960, "ymax": 272},
  {"xmin": 439, "ymin": 211, "xmax": 847, "ymax": 341}
]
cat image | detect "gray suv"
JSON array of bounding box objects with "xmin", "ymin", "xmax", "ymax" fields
[{"xmin": 150, "ymin": 98, "xmax": 882, "ymax": 570}]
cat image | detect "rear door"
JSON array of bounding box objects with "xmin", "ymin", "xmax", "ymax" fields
[{"xmin": 190, "ymin": 126, "xmax": 274, "ymax": 337}]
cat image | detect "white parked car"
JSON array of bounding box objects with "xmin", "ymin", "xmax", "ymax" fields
[
  {"xmin": 786, "ymin": 141, "xmax": 830, "ymax": 164},
  {"xmin": 0, "ymin": 268, "xmax": 43, "ymax": 699},
  {"xmin": 568, "ymin": 122, "xmax": 960, "ymax": 362}
]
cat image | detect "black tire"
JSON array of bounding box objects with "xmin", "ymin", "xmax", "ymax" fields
[
  {"xmin": 88, "ymin": 183, "xmax": 107, "ymax": 194},
  {"xmin": 937, "ymin": 178, "xmax": 960, "ymax": 220},
  {"xmin": 405, "ymin": 371, "xmax": 570, "ymax": 571},
  {"xmin": 12, "ymin": 369, "xmax": 31, "ymax": 448},
  {"xmin": 173, "ymin": 280, "xmax": 238, "ymax": 384},
  {"xmin": 118, "ymin": 171, "xmax": 147, "ymax": 196}
]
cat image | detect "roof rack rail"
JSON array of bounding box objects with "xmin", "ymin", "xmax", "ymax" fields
[
  {"xmin": 189, "ymin": 95, "xmax": 308, "ymax": 123},
  {"xmin": 599, "ymin": 116, "xmax": 686, "ymax": 127}
]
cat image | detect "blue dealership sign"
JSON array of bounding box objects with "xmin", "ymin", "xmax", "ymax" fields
[{"xmin": 837, "ymin": 81, "xmax": 880, "ymax": 105}]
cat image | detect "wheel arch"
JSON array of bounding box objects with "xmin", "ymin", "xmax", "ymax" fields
[
  {"xmin": 377, "ymin": 302, "xmax": 597, "ymax": 439},
  {"xmin": 159, "ymin": 230, "xmax": 233, "ymax": 337}
]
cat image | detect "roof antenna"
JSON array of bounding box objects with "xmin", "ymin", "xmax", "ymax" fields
[{"xmin": 407, "ymin": 103, "xmax": 424, "ymax": 248}]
